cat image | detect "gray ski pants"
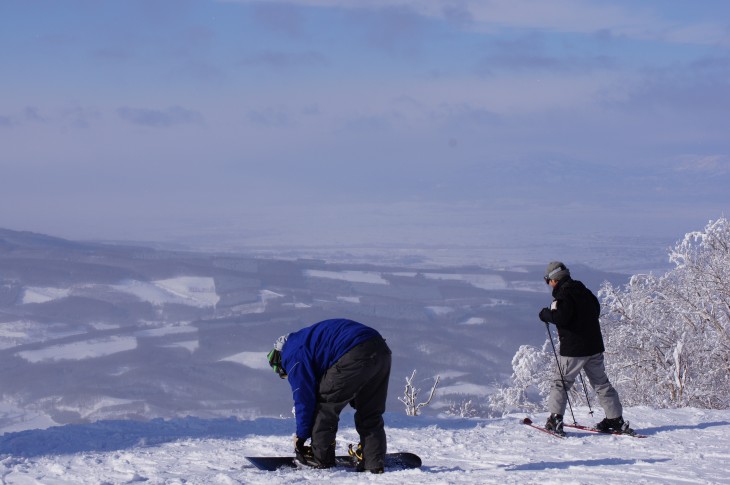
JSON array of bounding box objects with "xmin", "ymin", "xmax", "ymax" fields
[{"xmin": 547, "ymin": 352, "xmax": 623, "ymax": 419}]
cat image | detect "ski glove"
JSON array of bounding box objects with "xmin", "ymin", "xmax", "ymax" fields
[
  {"xmin": 539, "ymin": 307, "xmax": 552, "ymax": 323},
  {"xmin": 294, "ymin": 436, "xmax": 306, "ymax": 450}
]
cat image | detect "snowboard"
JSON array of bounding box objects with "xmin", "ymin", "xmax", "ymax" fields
[{"xmin": 246, "ymin": 452, "xmax": 422, "ymax": 471}]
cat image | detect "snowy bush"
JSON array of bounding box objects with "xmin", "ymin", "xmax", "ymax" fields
[
  {"xmin": 443, "ymin": 395, "xmax": 491, "ymax": 418},
  {"xmin": 489, "ymin": 343, "xmax": 551, "ymax": 414}
]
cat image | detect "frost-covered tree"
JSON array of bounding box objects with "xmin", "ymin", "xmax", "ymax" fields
[
  {"xmin": 600, "ymin": 217, "xmax": 730, "ymax": 409},
  {"xmin": 397, "ymin": 369, "xmax": 440, "ymax": 416}
]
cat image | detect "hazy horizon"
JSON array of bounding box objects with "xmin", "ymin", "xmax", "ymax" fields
[{"xmin": 2, "ymin": 1, "xmax": 728, "ymax": 257}]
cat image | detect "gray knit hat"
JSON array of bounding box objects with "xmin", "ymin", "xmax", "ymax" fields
[{"xmin": 544, "ymin": 261, "xmax": 570, "ymax": 282}]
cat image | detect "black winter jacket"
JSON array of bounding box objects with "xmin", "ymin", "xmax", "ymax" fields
[{"xmin": 548, "ymin": 277, "xmax": 605, "ymax": 357}]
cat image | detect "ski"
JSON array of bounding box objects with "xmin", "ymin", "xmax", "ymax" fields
[
  {"xmin": 522, "ymin": 417, "xmax": 647, "ymax": 439},
  {"xmin": 521, "ymin": 417, "xmax": 565, "ymax": 438},
  {"xmin": 563, "ymin": 422, "xmax": 648, "ymax": 438}
]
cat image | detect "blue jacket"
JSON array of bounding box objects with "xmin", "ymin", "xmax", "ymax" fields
[{"xmin": 280, "ymin": 318, "xmax": 381, "ymax": 440}]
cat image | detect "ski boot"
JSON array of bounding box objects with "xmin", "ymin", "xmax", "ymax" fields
[
  {"xmin": 596, "ymin": 416, "xmax": 633, "ymax": 434},
  {"xmin": 545, "ymin": 413, "xmax": 565, "ymax": 436}
]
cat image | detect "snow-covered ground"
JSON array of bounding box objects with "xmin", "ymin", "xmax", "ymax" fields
[
  {"xmin": 23, "ymin": 277, "xmax": 220, "ymax": 308},
  {"xmin": 1, "ymin": 407, "xmax": 728, "ymax": 484}
]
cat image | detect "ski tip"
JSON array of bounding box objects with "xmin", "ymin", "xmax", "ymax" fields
[{"xmin": 522, "ymin": 417, "xmax": 533, "ymax": 425}]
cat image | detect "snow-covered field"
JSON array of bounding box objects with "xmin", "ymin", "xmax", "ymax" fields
[
  {"xmin": 23, "ymin": 277, "xmax": 220, "ymax": 308},
  {"xmin": 1, "ymin": 407, "xmax": 728, "ymax": 484}
]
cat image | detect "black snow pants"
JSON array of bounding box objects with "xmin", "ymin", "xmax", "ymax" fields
[{"xmin": 311, "ymin": 336, "xmax": 391, "ymax": 471}]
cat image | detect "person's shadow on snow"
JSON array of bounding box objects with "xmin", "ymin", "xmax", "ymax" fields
[
  {"xmin": 639, "ymin": 420, "xmax": 730, "ymax": 435},
  {"xmin": 506, "ymin": 457, "xmax": 671, "ymax": 471},
  {"xmin": 0, "ymin": 416, "xmax": 293, "ymax": 458}
]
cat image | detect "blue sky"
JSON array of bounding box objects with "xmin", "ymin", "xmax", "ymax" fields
[{"xmin": 1, "ymin": 0, "xmax": 729, "ymax": 252}]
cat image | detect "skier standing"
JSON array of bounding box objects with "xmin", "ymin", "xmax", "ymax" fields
[
  {"xmin": 538, "ymin": 261, "xmax": 631, "ymax": 435},
  {"xmin": 267, "ymin": 318, "xmax": 391, "ymax": 473}
]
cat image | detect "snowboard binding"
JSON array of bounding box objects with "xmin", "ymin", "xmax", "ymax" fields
[{"xmin": 347, "ymin": 443, "xmax": 363, "ymax": 462}]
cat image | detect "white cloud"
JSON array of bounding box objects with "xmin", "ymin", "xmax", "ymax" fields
[
  {"xmin": 218, "ymin": 0, "xmax": 727, "ymax": 45},
  {"xmin": 675, "ymin": 154, "xmax": 730, "ymax": 175},
  {"xmin": 22, "ymin": 287, "xmax": 71, "ymax": 304}
]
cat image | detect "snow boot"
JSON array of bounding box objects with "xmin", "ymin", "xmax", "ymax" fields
[
  {"xmin": 295, "ymin": 444, "xmax": 333, "ymax": 469},
  {"xmin": 545, "ymin": 413, "xmax": 565, "ymax": 436},
  {"xmin": 295, "ymin": 444, "xmax": 316, "ymax": 466},
  {"xmin": 350, "ymin": 443, "xmax": 384, "ymax": 474}
]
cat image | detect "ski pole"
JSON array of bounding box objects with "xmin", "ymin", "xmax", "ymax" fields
[
  {"xmin": 578, "ymin": 372, "xmax": 594, "ymax": 416},
  {"xmin": 544, "ymin": 322, "xmax": 576, "ymax": 425}
]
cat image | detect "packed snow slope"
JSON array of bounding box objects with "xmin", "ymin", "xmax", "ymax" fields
[{"xmin": 1, "ymin": 407, "xmax": 728, "ymax": 484}]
